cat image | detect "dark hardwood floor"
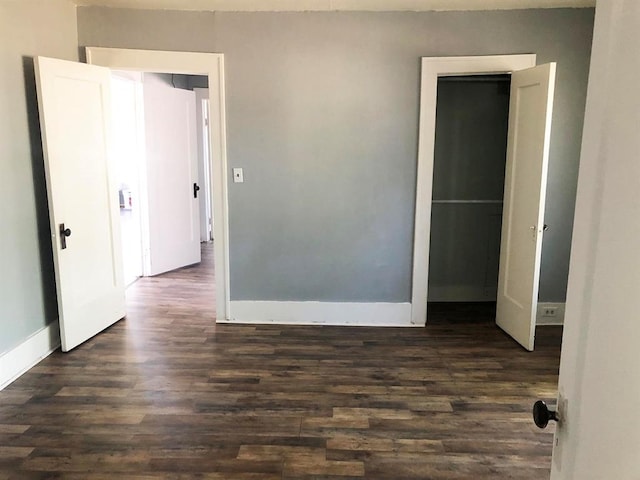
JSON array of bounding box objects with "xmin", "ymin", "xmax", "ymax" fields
[{"xmin": 0, "ymin": 244, "xmax": 562, "ymax": 479}]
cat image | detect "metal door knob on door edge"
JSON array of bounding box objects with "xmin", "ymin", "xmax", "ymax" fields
[
  {"xmin": 59, "ymin": 223, "xmax": 72, "ymax": 249},
  {"xmin": 533, "ymin": 400, "xmax": 559, "ymax": 429}
]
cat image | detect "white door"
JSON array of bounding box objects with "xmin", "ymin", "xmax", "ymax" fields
[
  {"xmin": 496, "ymin": 63, "xmax": 556, "ymax": 351},
  {"xmin": 143, "ymin": 76, "xmax": 201, "ymax": 276},
  {"xmin": 34, "ymin": 57, "xmax": 126, "ymax": 352},
  {"xmin": 551, "ymin": 1, "xmax": 640, "ymax": 476}
]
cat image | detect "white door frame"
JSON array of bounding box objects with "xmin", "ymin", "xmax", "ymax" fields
[
  {"xmin": 193, "ymin": 87, "xmax": 213, "ymax": 242},
  {"xmin": 411, "ymin": 54, "xmax": 536, "ymax": 327},
  {"xmin": 86, "ymin": 47, "xmax": 231, "ymax": 321}
]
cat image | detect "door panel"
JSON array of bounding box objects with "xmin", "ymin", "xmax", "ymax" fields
[
  {"xmin": 35, "ymin": 56, "xmax": 125, "ymax": 352},
  {"xmin": 496, "ymin": 63, "xmax": 556, "ymax": 351},
  {"xmin": 143, "ymin": 76, "xmax": 201, "ymax": 275}
]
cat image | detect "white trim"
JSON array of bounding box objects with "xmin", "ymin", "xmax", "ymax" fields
[
  {"xmin": 72, "ymin": 0, "xmax": 597, "ymax": 12},
  {"xmin": 411, "ymin": 54, "xmax": 537, "ymax": 327},
  {"xmin": 0, "ymin": 322, "xmax": 60, "ymax": 391},
  {"xmin": 194, "ymin": 87, "xmax": 212, "ymax": 243},
  {"xmin": 536, "ymin": 302, "xmax": 566, "ymax": 325},
  {"xmin": 224, "ymin": 301, "xmax": 414, "ymax": 327},
  {"xmin": 85, "ymin": 47, "xmax": 231, "ymax": 320}
]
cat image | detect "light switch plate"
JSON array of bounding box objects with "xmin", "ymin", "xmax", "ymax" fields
[{"xmin": 233, "ymin": 168, "xmax": 244, "ymax": 183}]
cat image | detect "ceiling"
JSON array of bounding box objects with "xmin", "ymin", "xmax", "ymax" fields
[{"xmin": 72, "ymin": 0, "xmax": 596, "ymax": 12}]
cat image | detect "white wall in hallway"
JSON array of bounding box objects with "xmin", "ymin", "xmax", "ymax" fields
[{"xmin": 111, "ymin": 72, "xmax": 145, "ymax": 285}]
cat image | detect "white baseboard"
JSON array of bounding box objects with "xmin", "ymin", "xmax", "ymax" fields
[
  {"xmin": 0, "ymin": 322, "xmax": 60, "ymax": 391},
  {"xmin": 537, "ymin": 302, "xmax": 566, "ymax": 326},
  {"xmin": 224, "ymin": 301, "xmax": 414, "ymax": 327}
]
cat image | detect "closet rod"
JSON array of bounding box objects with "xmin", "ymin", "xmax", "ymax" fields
[{"xmin": 432, "ymin": 200, "xmax": 503, "ymax": 204}]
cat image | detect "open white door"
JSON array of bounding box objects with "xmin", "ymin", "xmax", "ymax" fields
[
  {"xmin": 496, "ymin": 63, "xmax": 556, "ymax": 351},
  {"xmin": 143, "ymin": 76, "xmax": 201, "ymax": 275},
  {"xmin": 35, "ymin": 57, "xmax": 126, "ymax": 352}
]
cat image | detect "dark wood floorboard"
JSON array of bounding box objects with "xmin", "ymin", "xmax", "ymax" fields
[{"xmin": 0, "ymin": 243, "xmax": 562, "ymax": 479}]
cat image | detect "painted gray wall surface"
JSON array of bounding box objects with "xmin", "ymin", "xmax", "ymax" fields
[
  {"xmin": 0, "ymin": 0, "xmax": 78, "ymax": 354},
  {"xmin": 78, "ymin": 7, "xmax": 594, "ymax": 303},
  {"xmin": 187, "ymin": 75, "xmax": 208, "ymax": 90},
  {"xmin": 141, "ymin": 72, "xmax": 187, "ymax": 88},
  {"xmin": 432, "ymin": 78, "xmax": 511, "ymax": 202},
  {"xmin": 429, "ymin": 77, "xmax": 510, "ymax": 302}
]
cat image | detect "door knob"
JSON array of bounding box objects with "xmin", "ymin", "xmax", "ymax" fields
[
  {"xmin": 533, "ymin": 400, "xmax": 559, "ymax": 429},
  {"xmin": 59, "ymin": 223, "xmax": 72, "ymax": 250}
]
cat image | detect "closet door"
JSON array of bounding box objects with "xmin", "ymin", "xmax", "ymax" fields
[{"xmin": 496, "ymin": 63, "xmax": 556, "ymax": 351}]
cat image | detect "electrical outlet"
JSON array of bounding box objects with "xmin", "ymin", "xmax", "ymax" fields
[{"xmin": 543, "ymin": 307, "xmax": 558, "ymax": 317}]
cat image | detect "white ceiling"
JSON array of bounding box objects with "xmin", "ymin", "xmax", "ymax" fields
[{"xmin": 72, "ymin": 0, "xmax": 596, "ymax": 12}]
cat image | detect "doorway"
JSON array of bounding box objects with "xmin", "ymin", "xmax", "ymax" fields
[
  {"xmin": 110, "ymin": 71, "xmax": 213, "ymax": 285},
  {"xmin": 411, "ymin": 55, "xmax": 536, "ymax": 328},
  {"xmin": 411, "ymin": 55, "xmax": 556, "ymax": 352},
  {"xmin": 86, "ymin": 47, "xmax": 230, "ymax": 321},
  {"xmin": 427, "ymin": 74, "xmax": 510, "ymax": 317},
  {"xmin": 34, "ymin": 50, "xmax": 229, "ymax": 351}
]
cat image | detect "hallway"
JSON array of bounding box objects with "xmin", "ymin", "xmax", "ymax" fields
[{"xmin": 0, "ymin": 243, "xmax": 562, "ymax": 479}]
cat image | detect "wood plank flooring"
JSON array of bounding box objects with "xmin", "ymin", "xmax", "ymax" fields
[{"xmin": 0, "ymin": 244, "xmax": 562, "ymax": 479}]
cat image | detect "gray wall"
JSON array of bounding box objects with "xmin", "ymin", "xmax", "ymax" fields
[
  {"xmin": 77, "ymin": 7, "xmax": 594, "ymax": 304},
  {"xmin": 144, "ymin": 73, "xmax": 208, "ymax": 90},
  {"xmin": 0, "ymin": 0, "xmax": 78, "ymax": 354},
  {"xmin": 187, "ymin": 75, "xmax": 208, "ymax": 90}
]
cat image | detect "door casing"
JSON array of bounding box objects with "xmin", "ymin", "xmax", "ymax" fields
[
  {"xmin": 194, "ymin": 87, "xmax": 213, "ymax": 243},
  {"xmin": 411, "ymin": 54, "xmax": 537, "ymax": 327},
  {"xmin": 86, "ymin": 47, "xmax": 231, "ymax": 321}
]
